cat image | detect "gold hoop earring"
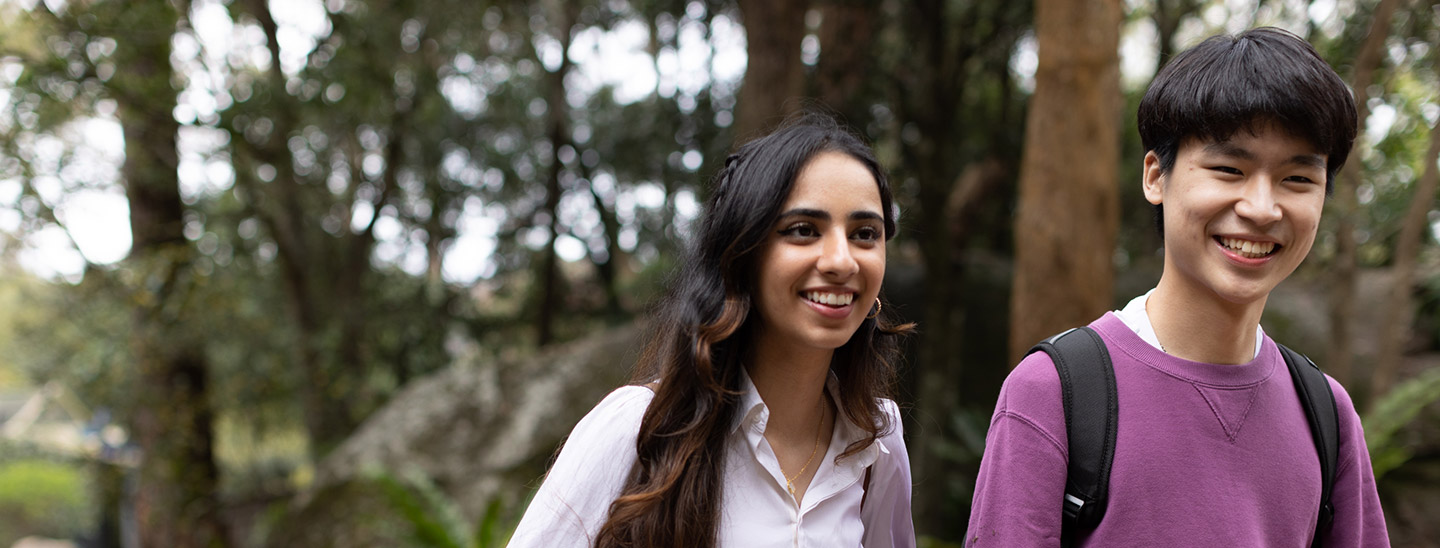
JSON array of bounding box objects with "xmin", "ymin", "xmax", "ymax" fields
[{"xmin": 866, "ymin": 298, "xmax": 882, "ymax": 320}]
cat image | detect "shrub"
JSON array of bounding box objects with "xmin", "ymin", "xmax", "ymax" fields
[{"xmin": 0, "ymin": 459, "xmax": 92, "ymax": 545}]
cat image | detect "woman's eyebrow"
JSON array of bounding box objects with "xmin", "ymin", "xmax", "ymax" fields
[
  {"xmin": 777, "ymin": 208, "xmax": 829, "ymax": 220},
  {"xmin": 777, "ymin": 208, "xmax": 883, "ymax": 222},
  {"xmin": 849, "ymin": 210, "xmax": 883, "ymax": 222}
]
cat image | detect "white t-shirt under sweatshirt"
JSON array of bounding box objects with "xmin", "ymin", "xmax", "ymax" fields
[{"xmin": 1113, "ymin": 288, "xmax": 1263, "ymax": 359}]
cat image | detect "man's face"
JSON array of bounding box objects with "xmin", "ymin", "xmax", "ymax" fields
[{"xmin": 1143, "ymin": 123, "xmax": 1327, "ymax": 306}]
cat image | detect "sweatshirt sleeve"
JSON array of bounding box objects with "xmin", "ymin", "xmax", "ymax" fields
[
  {"xmin": 861, "ymin": 399, "xmax": 917, "ymax": 548},
  {"xmin": 965, "ymin": 351, "xmax": 1069, "ymax": 548},
  {"xmin": 507, "ymin": 386, "xmax": 653, "ymax": 548},
  {"xmin": 1321, "ymin": 377, "xmax": 1391, "ymax": 548}
]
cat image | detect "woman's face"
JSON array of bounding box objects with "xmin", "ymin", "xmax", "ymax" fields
[{"xmin": 751, "ymin": 151, "xmax": 887, "ymax": 354}]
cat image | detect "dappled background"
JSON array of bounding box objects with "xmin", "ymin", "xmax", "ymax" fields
[{"xmin": 1, "ymin": 0, "xmax": 1439, "ymax": 546}]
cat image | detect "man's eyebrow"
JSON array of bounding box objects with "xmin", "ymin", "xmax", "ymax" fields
[
  {"xmin": 1202, "ymin": 141, "xmax": 1256, "ymax": 160},
  {"xmin": 1287, "ymin": 154, "xmax": 1327, "ymax": 170},
  {"xmin": 1202, "ymin": 142, "xmax": 1326, "ymax": 170}
]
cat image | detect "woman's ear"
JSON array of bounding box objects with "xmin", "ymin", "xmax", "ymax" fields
[{"xmin": 1142, "ymin": 151, "xmax": 1165, "ymax": 206}]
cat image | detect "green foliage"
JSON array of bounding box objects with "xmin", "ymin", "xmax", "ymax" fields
[
  {"xmin": 2, "ymin": 269, "xmax": 134, "ymax": 412},
  {"xmin": 471, "ymin": 496, "xmax": 512, "ymax": 548},
  {"xmin": 918, "ymin": 406, "xmax": 992, "ymax": 540},
  {"xmin": 0, "ymin": 458, "xmax": 92, "ymax": 545},
  {"xmin": 373, "ymin": 471, "xmax": 468, "ymax": 548},
  {"xmin": 370, "ymin": 468, "xmax": 518, "ymax": 548},
  {"xmin": 0, "ymin": 269, "xmax": 42, "ymax": 390},
  {"xmin": 260, "ymin": 469, "xmax": 526, "ymax": 548},
  {"xmin": 1364, "ymin": 366, "xmax": 1440, "ymax": 481}
]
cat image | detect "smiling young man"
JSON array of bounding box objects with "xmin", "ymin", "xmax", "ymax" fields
[{"xmin": 965, "ymin": 28, "xmax": 1390, "ymax": 547}]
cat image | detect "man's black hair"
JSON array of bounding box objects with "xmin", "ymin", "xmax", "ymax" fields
[{"xmin": 1138, "ymin": 27, "xmax": 1358, "ymax": 236}]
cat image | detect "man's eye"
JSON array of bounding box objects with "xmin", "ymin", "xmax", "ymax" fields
[{"xmin": 1210, "ymin": 166, "xmax": 1242, "ymax": 175}]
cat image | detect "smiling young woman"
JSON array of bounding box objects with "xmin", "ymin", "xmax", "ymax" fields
[{"xmin": 508, "ymin": 114, "xmax": 917, "ymax": 548}]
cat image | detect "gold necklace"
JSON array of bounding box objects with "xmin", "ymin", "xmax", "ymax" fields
[{"xmin": 784, "ymin": 395, "xmax": 827, "ymax": 501}]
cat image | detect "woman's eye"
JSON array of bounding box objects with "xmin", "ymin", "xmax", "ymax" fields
[
  {"xmin": 1286, "ymin": 175, "xmax": 1318, "ymax": 184},
  {"xmin": 779, "ymin": 224, "xmax": 819, "ymax": 238},
  {"xmin": 852, "ymin": 226, "xmax": 881, "ymax": 242}
]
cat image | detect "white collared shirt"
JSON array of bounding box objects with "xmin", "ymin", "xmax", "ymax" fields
[{"xmin": 508, "ymin": 371, "xmax": 915, "ymax": 548}]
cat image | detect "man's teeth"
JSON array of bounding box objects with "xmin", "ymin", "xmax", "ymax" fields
[
  {"xmin": 805, "ymin": 291, "xmax": 854, "ymax": 306},
  {"xmin": 1220, "ymin": 237, "xmax": 1276, "ymax": 258}
]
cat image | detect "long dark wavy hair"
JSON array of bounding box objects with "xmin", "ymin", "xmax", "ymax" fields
[{"xmin": 594, "ymin": 114, "xmax": 914, "ymax": 548}]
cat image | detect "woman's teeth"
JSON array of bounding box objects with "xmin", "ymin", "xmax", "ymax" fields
[
  {"xmin": 805, "ymin": 291, "xmax": 854, "ymax": 306},
  {"xmin": 1219, "ymin": 237, "xmax": 1276, "ymax": 258}
]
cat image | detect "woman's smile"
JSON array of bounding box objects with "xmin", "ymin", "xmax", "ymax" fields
[{"xmin": 801, "ymin": 288, "xmax": 857, "ymax": 319}]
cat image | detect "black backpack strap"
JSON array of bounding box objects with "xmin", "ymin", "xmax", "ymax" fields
[
  {"xmin": 1028, "ymin": 327, "xmax": 1118, "ymax": 547},
  {"xmin": 1277, "ymin": 343, "xmax": 1340, "ymax": 548}
]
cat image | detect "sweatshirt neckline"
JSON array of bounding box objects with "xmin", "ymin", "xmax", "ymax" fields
[{"xmin": 1093, "ymin": 312, "xmax": 1278, "ymax": 388}]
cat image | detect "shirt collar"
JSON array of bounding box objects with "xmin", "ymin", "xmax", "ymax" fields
[
  {"xmin": 1115, "ymin": 288, "xmax": 1265, "ymax": 360},
  {"xmin": 729, "ymin": 368, "xmax": 888, "ymax": 461},
  {"xmin": 730, "ymin": 368, "xmax": 768, "ymax": 434},
  {"xmin": 823, "ymin": 372, "xmax": 887, "ymax": 458}
]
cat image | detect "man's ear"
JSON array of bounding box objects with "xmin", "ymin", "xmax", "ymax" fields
[{"xmin": 1142, "ymin": 151, "xmax": 1165, "ymax": 205}]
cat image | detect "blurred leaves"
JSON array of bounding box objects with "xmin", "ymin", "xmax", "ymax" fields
[{"xmin": 1365, "ymin": 366, "xmax": 1440, "ymax": 481}]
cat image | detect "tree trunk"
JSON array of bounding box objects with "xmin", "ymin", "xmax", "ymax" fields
[
  {"xmin": 336, "ymin": 72, "xmax": 424, "ymax": 416},
  {"xmin": 1372, "ymin": 73, "xmax": 1440, "ymax": 403},
  {"xmin": 584, "ymin": 162, "xmax": 626, "ymax": 317},
  {"xmin": 111, "ymin": 0, "xmax": 228, "ymax": 545},
  {"xmin": 1326, "ymin": 0, "xmax": 1400, "ymax": 389},
  {"xmin": 1302, "ymin": 0, "xmax": 1320, "ymax": 41},
  {"xmin": 734, "ymin": 0, "xmax": 809, "ymax": 142},
  {"xmin": 1009, "ymin": 0, "xmax": 1122, "ymax": 363},
  {"xmin": 536, "ymin": 0, "xmax": 576, "ymax": 346},
  {"xmin": 236, "ymin": 0, "xmax": 361, "ymax": 453},
  {"xmin": 813, "ymin": 0, "xmax": 879, "ymax": 127},
  {"xmin": 893, "ymin": 0, "xmax": 980, "ymax": 536},
  {"xmin": 1152, "ymin": 0, "xmax": 1201, "ymax": 70}
]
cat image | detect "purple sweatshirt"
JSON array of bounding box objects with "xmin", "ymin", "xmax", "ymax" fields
[{"xmin": 966, "ymin": 313, "xmax": 1389, "ymax": 547}]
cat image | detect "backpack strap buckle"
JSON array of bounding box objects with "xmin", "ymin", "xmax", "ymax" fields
[{"xmin": 1062, "ymin": 493, "xmax": 1085, "ymax": 521}]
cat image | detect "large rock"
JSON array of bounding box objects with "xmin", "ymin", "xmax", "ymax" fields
[{"xmin": 266, "ymin": 321, "xmax": 644, "ymax": 545}]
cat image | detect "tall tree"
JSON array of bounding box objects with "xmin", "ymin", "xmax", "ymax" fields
[
  {"xmin": 1009, "ymin": 0, "xmax": 1122, "ymax": 362},
  {"xmin": 107, "ymin": 0, "xmax": 228, "ymax": 544},
  {"xmin": 885, "ymin": 0, "xmax": 1032, "ymax": 536},
  {"xmin": 223, "ymin": 0, "xmax": 476, "ymax": 453},
  {"xmin": 1372, "ymin": 55, "xmax": 1440, "ymax": 402},
  {"xmin": 812, "ymin": 0, "xmax": 880, "ymax": 127},
  {"xmin": 536, "ymin": 0, "xmax": 578, "ymax": 346},
  {"xmin": 0, "ymin": 0, "xmax": 233, "ymax": 542},
  {"xmin": 1151, "ymin": 0, "xmax": 1202, "ymax": 68},
  {"xmin": 231, "ymin": 0, "xmax": 357, "ymax": 453},
  {"xmin": 1325, "ymin": 0, "xmax": 1401, "ymax": 389},
  {"xmin": 733, "ymin": 0, "xmax": 809, "ymax": 140}
]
